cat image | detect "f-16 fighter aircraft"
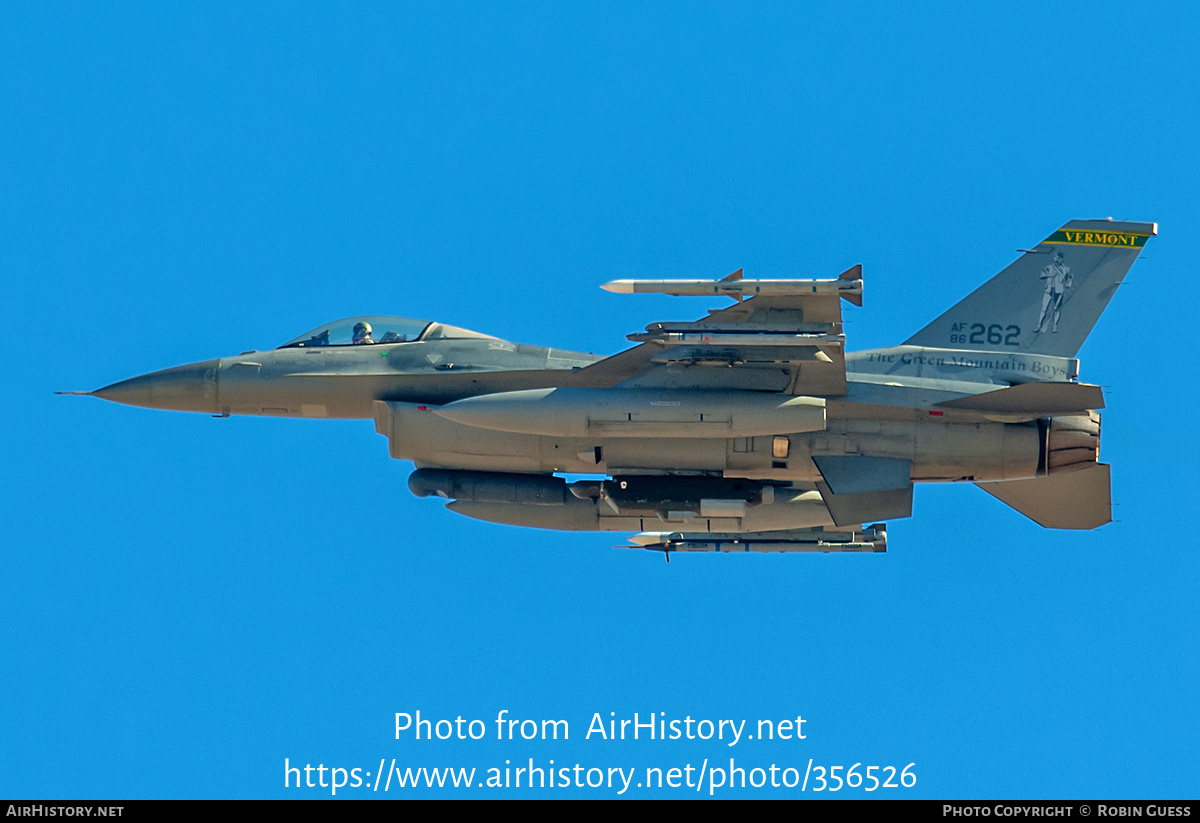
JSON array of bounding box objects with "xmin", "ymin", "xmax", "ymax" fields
[{"xmin": 68, "ymin": 219, "xmax": 1154, "ymax": 555}]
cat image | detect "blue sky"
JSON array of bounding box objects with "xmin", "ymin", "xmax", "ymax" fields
[{"xmin": 3, "ymin": 2, "xmax": 1198, "ymax": 798}]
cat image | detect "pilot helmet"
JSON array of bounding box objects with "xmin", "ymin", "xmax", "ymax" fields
[{"xmin": 352, "ymin": 321, "xmax": 373, "ymax": 343}]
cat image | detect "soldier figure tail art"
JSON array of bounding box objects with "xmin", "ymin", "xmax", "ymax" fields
[{"xmin": 1035, "ymin": 250, "xmax": 1074, "ymax": 333}]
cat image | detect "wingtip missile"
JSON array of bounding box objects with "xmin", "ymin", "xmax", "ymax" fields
[{"xmin": 600, "ymin": 273, "xmax": 864, "ymax": 302}]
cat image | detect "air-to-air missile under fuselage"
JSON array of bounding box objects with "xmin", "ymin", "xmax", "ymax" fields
[{"xmin": 74, "ymin": 219, "xmax": 1155, "ymax": 556}]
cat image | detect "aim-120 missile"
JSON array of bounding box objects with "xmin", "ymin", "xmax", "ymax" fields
[{"xmin": 601, "ymin": 265, "xmax": 863, "ymax": 304}]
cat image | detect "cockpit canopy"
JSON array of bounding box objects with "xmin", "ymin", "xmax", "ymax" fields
[{"xmin": 277, "ymin": 316, "xmax": 499, "ymax": 349}]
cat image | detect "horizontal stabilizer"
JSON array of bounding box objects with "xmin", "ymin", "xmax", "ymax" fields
[
  {"xmin": 936, "ymin": 382, "xmax": 1104, "ymax": 414},
  {"xmin": 975, "ymin": 463, "xmax": 1111, "ymax": 529}
]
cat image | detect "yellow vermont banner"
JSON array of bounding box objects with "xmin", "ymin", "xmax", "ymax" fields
[{"xmin": 1043, "ymin": 229, "xmax": 1150, "ymax": 247}]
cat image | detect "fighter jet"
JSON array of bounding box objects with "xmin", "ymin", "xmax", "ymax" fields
[{"xmin": 68, "ymin": 219, "xmax": 1154, "ymax": 555}]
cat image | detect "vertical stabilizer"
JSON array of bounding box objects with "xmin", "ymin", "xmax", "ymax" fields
[{"xmin": 905, "ymin": 219, "xmax": 1155, "ymax": 358}]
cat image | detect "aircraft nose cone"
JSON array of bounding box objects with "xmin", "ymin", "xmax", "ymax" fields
[{"xmin": 92, "ymin": 359, "xmax": 221, "ymax": 413}]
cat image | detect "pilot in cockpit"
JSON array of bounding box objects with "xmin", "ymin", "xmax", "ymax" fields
[{"xmin": 352, "ymin": 321, "xmax": 375, "ymax": 345}]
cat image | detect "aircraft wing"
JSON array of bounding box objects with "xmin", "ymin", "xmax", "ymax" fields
[{"xmin": 577, "ymin": 267, "xmax": 861, "ymax": 397}]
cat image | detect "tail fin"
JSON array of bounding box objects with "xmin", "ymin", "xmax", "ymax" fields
[{"xmin": 905, "ymin": 219, "xmax": 1155, "ymax": 358}]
